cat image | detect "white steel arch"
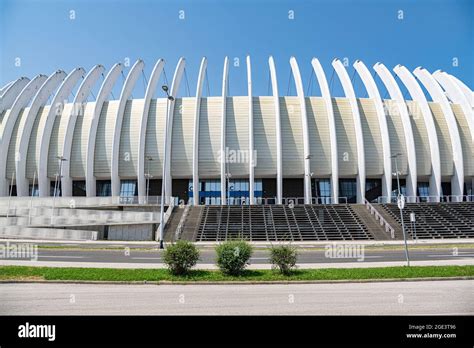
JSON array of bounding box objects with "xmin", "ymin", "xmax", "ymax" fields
[
  {"xmin": 85, "ymin": 63, "xmax": 123, "ymax": 196},
  {"xmin": 61, "ymin": 65, "xmax": 105, "ymax": 197},
  {"xmin": 38, "ymin": 67, "xmax": 85, "ymax": 196},
  {"xmin": 0, "ymin": 77, "xmax": 30, "ymax": 114},
  {"xmin": 449, "ymin": 74, "xmax": 474, "ymax": 108},
  {"xmin": 0, "ymin": 74, "xmax": 47, "ymax": 195},
  {"xmin": 220, "ymin": 56, "xmax": 229, "ymax": 205},
  {"xmin": 289, "ymin": 56, "xmax": 311, "ymax": 204},
  {"xmin": 0, "ymin": 80, "xmax": 15, "ymax": 96},
  {"xmin": 414, "ymin": 67, "xmax": 464, "ymax": 198},
  {"xmin": 137, "ymin": 59, "xmax": 165, "ymax": 202},
  {"xmin": 311, "ymin": 58, "xmax": 338, "ymax": 202},
  {"xmin": 332, "ymin": 58, "xmax": 365, "ymax": 203},
  {"xmin": 192, "ymin": 57, "xmax": 207, "ymax": 205},
  {"xmin": 247, "ymin": 55, "xmax": 255, "ymax": 205},
  {"xmin": 163, "ymin": 57, "xmax": 186, "ymax": 199},
  {"xmin": 111, "ymin": 59, "xmax": 145, "ymax": 197},
  {"xmin": 15, "ymin": 70, "xmax": 67, "ymax": 196},
  {"xmin": 394, "ymin": 65, "xmax": 442, "ymax": 200},
  {"xmin": 374, "ymin": 63, "xmax": 417, "ymax": 200},
  {"xmin": 353, "ymin": 60, "xmax": 392, "ymax": 199},
  {"xmin": 268, "ymin": 56, "xmax": 282, "ymax": 204}
]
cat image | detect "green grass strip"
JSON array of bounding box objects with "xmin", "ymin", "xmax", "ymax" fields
[{"xmin": 0, "ymin": 265, "xmax": 473, "ymax": 282}]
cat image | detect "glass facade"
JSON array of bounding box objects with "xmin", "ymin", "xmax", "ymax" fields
[
  {"xmin": 72, "ymin": 180, "xmax": 86, "ymax": 196},
  {"xmin": 417, "ymin": 182, "xmax": 430, "ymax": 197},
  {"xmin": 188, "ymin": 179, "xmax": 263, "ymax": 205},
  {"xmin": 50, "ymin": 181, "xmax": 61, "ymax": 197},
  {"xmin": 96, "ymin": 180, "xmax": 111, "ymax": 197},
  {"xmin": 339, "ymin": 179, "xmax": 357, "ymax": 203},
  {"xmin": 312, "ymin": 179, "xmax": 331, "ymax": 203},
  {"xmin": 120, "ymin": 180, "xmax": 138, "ymax": 197}
]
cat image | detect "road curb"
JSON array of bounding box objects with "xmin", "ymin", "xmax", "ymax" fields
[{"xmin": 1, "ymin": 276, "xmax": 473, "ymax": 286}]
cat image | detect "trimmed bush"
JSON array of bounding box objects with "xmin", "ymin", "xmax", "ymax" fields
[
  {"xmin": 163, "ymin": 240, "xmax": 200, "ymax": 275},
  {"xmin": 270, "ymin": 245, "xmax": 298, "ymax": 275},
  {"xmin": 215, "ymin": 240, "xmax": 253, "ymax": 276}
]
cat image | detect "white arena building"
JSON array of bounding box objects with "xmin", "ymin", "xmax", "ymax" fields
[{"xmin": 0, "ymin": 56, "xmax": 472, "ymax": 242}]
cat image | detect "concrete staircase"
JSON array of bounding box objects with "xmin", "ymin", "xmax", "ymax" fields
[{"xmin": 350, "ymin": 204, "xmax": 393, "ymax": 240}]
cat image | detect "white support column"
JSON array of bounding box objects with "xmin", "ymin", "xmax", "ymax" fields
[
  {"xmin": 192, "ymin": 57, "xmax": 207, "ymax": 206},
  {"xmin": 311, "ymin": 58, "xmax": 339, "ymax": 203},
  {"xmin": 111, "ymin": 59, "xmax": 145, "ymax": 197},
  {"xmin": 38, "ymin": 67, "xmax": 85, "ymax": 197},
  {"xmin": 414, "ymin": 67, "xmax": 464, "ymax": 198},
  {"xmin": 433, "ymin": 71, "xmax": 474, "ymax": 144},
  {"xmin": 247, "ymin": 56, "xmax": 255, "ymax": 205},
  {"xmin": 374, "ymin": 63, "xmax": 417, "ymax": 200},
  {"xmin": 332, "ymin": 58, "xmax": 365, "ymax": 203},
  {"xmin": 0, "ymin": 74, "xmax": 48, "ymax": 196},
  {"xmin": 86, "ymin": 63, "xmax": 123, "ymax": 197},
  {"xmin": 268, "ymin": 56, "xmax": 282, "ymax": 204},
  {"xmin": 220, "ymin": 57, "xmax": 229, "ymax": 205},
  {"xmin": 289, "ymin": 57, "xmax": 311, "ymax": 204},
  {"xmin": 163, "ymin": 58, "xmax": 186, "ymax": 200},
  {"xmin": 137, "ymin": 59, "xmax": 165, "ymax": 203},
  {"xmin": 394, "ymin": 65, "xmax": 441, "ymax": 200},
  {"xmin": 354, "ymin": 60, "xmax": 392, "ymax": 199},
  {"xmin": 0, "ymin": 77, "xmax": 30, "ymax": 114},
  {"xmin": 61, "ymin": 64, "xmax": 105, "ymax": 197},
  {"xmin": 16, "ymin": 70, "xmax": 67, "ymax": 196}
]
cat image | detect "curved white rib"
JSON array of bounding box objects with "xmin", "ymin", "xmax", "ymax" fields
[
  {"xmin": 0, "ymin": 80, "xmax": 15, "ymax": 96},
  {"xmin": 332, "ymin": 58, "xmax": 365, "ymax": 203},
  {"xmin": 137, "ymin": 59, "xmax": 165, "ymax": 202},
  {"xmin": 311, "ymin": 58, "xmax": 339, "ymax": 203},
  {"xmin": 374, "ymin": 63, "xmax": 417, "ymax": 199},
  {"xmin": 247, "ymin": 56, "xmax": 255, "ymax": 205},
  {"xmin": 289, "ymin": 56, "xmax": 311, "ymax": 204},
  {"xmin": 111, "ymin": 59, "xmax": 145, "ymax": 197},
  {"xmin": 192, "ymin": 57, "xmax": 207, "ymax": 205},
  {"xmin": 268, "ymin": 56, "xmax": 282, "ymax": 204},
  {"xmin": 61, "ymin": 64, "xmax": 105, "ymax": 197},
  {"xmin": 15, "ymin": 70, "xmax": 67, "ymax": 196},
  {"xmin": 414, "ymin": 67, "xmax": 464, "ymax": 198},
  {"xmin": 220, "ymin": 57, "xmax": 229, "ymax": 205},
  {"xmin": 394, "ymin": 65, "xmax": 441, "ymax": 199},
  {"xmin": 86, "ymin": 63, "xmax": 123, "ymax": 196},
  {"xmin": 163, "ymin": 57, "xmax": 186, "ymax": 199},
  {"xmin": 38, "ymin": 67, "xmax": 85, "ymax": 196},
  {"xmin": 0, "ymin": 77, "xmax": 30, "ymax": 114},
  {"xmin": 0, "ymin": 74, "xmax": 48, "ymax": 195},
  {"xmin": 449, "ymin": 75, "xmax": 474, "ymax": 108},
  {"xmin": 353, "ymin": 60, "xmax": 392, "ymax": 199},
  {"xmin": 433, "ymin": 71, "xmax": 474, "ymax": 145}
]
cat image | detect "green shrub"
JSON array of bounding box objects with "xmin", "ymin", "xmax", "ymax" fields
[
  {"xmin": 163, "ymin": 240, "xmax": 199, "ymax": 275},
  {"xmin": 215, "ymin": 240, "xmax": 253, "ymax": 276},
  {"xmin": 269, "ymin": 245, "xmax": 298, "ymax": 275}
]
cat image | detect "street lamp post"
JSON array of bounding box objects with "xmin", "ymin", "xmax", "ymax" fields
[
  {"xmin": 391, "ymin": 152, "xmax": 410, "ymax": 266},
  {"xmin": 145, "ymin": 156, "xmax": 153, "ymax": 204},
  {"xmin": 225, "ymin": 172, "xmax": 232, "ymax": 205},
  {"xmin": 51, "ymin": 156, "xmax": 67, "ymax": 226},
  {"xmin": 159, "ymin": 85, "xmax": 174, "ymax": 249}
]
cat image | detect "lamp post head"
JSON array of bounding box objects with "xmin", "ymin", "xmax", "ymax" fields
[{"xmin": 161, "ymin": 85, "xmax": 169, "ymax": 92}]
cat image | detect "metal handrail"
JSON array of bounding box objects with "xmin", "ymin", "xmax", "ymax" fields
[
  {"xmin": 364, "ymin": 198, "xmax": 395, "ymax": 239},
  {"xmin": 377, "ymin": 195, "xmax": 474, "ymax": 204}
]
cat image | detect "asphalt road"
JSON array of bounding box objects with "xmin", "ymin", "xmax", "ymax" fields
[
  {"xmin": 1, "ymin": 280, "xmax": 472, "ymax": 315},
  {"xmin": 16, "ymin": 247, "xmax": 474, "ymax": 264}
]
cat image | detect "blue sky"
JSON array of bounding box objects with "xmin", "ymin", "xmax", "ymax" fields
[{"xmin": 1, "ymin": 0, "xmax": 472, "ymax": 99}]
